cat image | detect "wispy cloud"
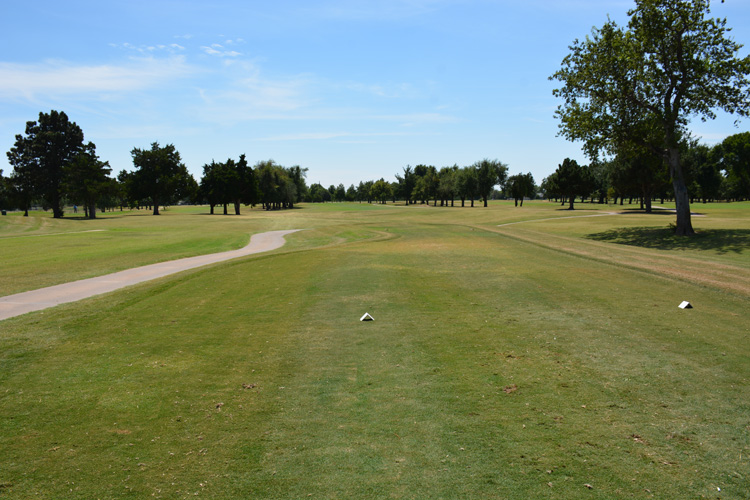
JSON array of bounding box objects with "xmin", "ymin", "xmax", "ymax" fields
[
  {"xmin": 0, "ymin": 57, "xmax": 195, "ymax": 101},
  {"xmin": 112, "ymin": 42, "xmax": 186, "ymax": 55},
  {"xmin": 201, "ymin": 44, "xmax": 242, "ymax": 57}
]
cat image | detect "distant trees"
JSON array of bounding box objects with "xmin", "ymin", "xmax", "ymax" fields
[
  {"xmin": 370, "ymin": 178, "xmax": 393, "ymax": 204},
  {"xmin": 0, "ymin": 170, "xmax": 10, "ymax": 212},
  {"xmin": 716, "ymin": 132, "xmax": 750, "ymax": 200},
  {"xmin": 198, "ymin": 155, "xmax": 258, "ymax": 215},
  {"xmin": 255, "ymin": 160, "xmax": 308, "ymax": 210},
  {"xmin": 65, "ymin": 142, "xmax": 112, "ymax": 219},
  {"xmin": 506, "ymin": 172, "xmax": 535, "ymax": 207},
  {"xmin": 475, "ymin": 159, "xmax": 508, "ymax": 207},
  {"xmin": 130, "ymin": 142, "xmax": 195, "ymax": 215},
  {"xmin": 554, "ymin": 158, "xmax": 592, "ymax": 210}
]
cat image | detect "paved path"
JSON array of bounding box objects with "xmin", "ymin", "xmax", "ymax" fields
[{"xmin": 0, "ymin": 229, "xmax": 301, "ymax": 321}]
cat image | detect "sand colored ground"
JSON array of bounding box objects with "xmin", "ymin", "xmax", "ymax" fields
[{"xmin": 0, "ymin": 229, "xmax": 300, "ymax": 321}]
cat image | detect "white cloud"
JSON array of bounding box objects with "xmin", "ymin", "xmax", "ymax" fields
[
  {"xmin": 113, "ymin": 42, "xmax": 185, "ymax": 55},
  {"xmin": 0, "ymin": 57, "xmax": 195, "ymax": 101},
  {"xmin": 201, "ymin": 45, "xmax": 242, "ymax": 57}
]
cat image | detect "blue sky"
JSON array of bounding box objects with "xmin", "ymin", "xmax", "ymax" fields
[{"xmin": 1, "ymin": 0, "xmax": 749, "ymax": 188}]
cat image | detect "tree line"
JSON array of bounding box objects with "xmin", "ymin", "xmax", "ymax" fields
[
  {"xmin": 1, "ymin": 111, "xmax": 312, "ymax": 218},
  {"xmin": 542, "ymin": 132, "xmax": 750, "ymax": 211},
  {"xmin": 306, "ymin": 160, "xmax": 537, "ymax": 208}
]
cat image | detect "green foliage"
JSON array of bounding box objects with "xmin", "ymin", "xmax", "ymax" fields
[
  {"xmin": 370, "ymin": 178, "xmax": 393, "ymax": 204},
  {"xmin": 130, "ymin": 142, "xmax": 194, "ymax": 215},
  {"xmin": 6, "ymin": 110, "xmax": 85, "ymax": 218},
  {"xmin": 475, "ymin": 158, "xmax": 508, "ymax": 207},
  {"xmin": 64, "ymin": 142, "xmax": 112, "ymax": 219},
  {"xmin": 553, "ymin": 158, "xmax": 595, "ymax": 210},
  {"xmin": 716, "ymin": 131, "xmax": 750, "ymax": 199},
  {"xmin": 255, "ymin": 160, "xmax": 303, "ymax": 210},
  {"xmin": 506, "ymin": 172, "xmax": 536, "ymax": 206}
]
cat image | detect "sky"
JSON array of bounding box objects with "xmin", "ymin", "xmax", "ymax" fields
[{"xmin": 1, "ymin": 0, "xmax": 749, "ymax": 188}]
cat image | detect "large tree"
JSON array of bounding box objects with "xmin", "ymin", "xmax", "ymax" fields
[
  {"xmin": 130, "ymin": 142, "xmax": 192, "ymax": 215},
  {"xmin": 551, "ymin": 0, "xmax": 750, "ymax": 235},
  {"xmin": 6, "ymin": 110, "xmax": 85, "ymax": 218}
]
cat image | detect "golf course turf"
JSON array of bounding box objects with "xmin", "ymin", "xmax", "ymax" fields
[{"xmin": 0, "ymin": 201, "xmax": 748, "ymax": 498}]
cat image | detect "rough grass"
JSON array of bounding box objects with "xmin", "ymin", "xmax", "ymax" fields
[{"xmin": 0, "ymin": 200, "xmax": 749, "ymax": 498}]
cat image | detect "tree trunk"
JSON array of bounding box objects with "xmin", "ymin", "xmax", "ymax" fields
[
  {"xmin": 568, "ymin": 195, "xmax": 575, "ymax": 210},
  {"xmin": 152, "ymin": 199, "xmax": 160, "ymax": 215},
  {"xmin": 234, "ymin": 201, "xmax": 241, "ymax": 215},
  {"xmin": 223, "ymin": 203, "xmax": 228, "ymax": 215},
  {"xmin": 668, "ymin": 147, "xmax": 694, "ymax": 236},
  {"xmin": 89, "ymin": 203, "xmax": 97, "ymax": 219}
]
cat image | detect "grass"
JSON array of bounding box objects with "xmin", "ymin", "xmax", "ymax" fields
[{"xmin": 1, "ymin": 200, "xmax": 749, "ymax": 498}]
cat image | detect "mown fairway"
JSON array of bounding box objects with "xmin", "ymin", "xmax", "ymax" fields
[{"xmin": 1, "ymin": 202, "xmax": 749, "ymax": 499}]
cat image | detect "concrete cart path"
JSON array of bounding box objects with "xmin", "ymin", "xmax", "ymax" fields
[{"xmin": 0, "ymin": 229, "xmax": 301, "ymax": 321}]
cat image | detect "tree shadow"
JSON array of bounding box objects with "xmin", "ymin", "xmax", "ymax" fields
[{"xmin": 586, "ymin": 227, "xmax": 750, "ymax": 254}]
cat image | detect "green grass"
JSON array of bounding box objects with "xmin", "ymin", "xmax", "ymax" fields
[{"xmin": 1, "ymin": 201, "xmax": 749, "ymax": 498}]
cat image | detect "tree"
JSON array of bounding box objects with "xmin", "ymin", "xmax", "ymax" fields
[
  {"xmin": 0, "ymin": 170, "xmax": 9, "ymax": 212},
  {"xmin": 456, "ymin": 166, "xmax": 478, "ymax": 207},
  {"xmin": 335, "ymin": 183, "xmax": 346, "ymax": 202},
  {"xmin": 716, "ymin": 132, "xmax": 750, "ymax": 199},
  {"xmin": 475, "ymin": 158, "xmax": 508, "ymax": 207},
  {"xmin": 396, "ymin": 165, "xmax": 416, "ymax": 205},
  {"xmin": 554, "ymin": 158, "xmax": 589, "ymax": 210},
  {"xmin": 541, "ymin": 172, "xmax": 561, "ymax": 202},
  {"xmin": 64, "ymin": 142, "xmax": 112, "ymax": 219},
  {"xmin": 286, "ymin": 165, "xmax": 308, "ymax": 206},
  {"xmin": 6, "ymin": 110, "xmax": 85, "ymax": 218},
  {"xmin": 130, "ymin": 142, "xmax": 192, "ymax": 215},
  {"xmin": 307, "ymin": 183, "xmax": 330, "ymax": 203},
  {"xmin": 616, "ymin": 145, "xmax": 670, "ymax": 212},
  {"xmin": 370, "ymin": 178, "xmax": 392, "ymax": 204},
  {"xmin": 687, "ymin": 144, "xmax": 722, "ymax": 203},
  {"xmin": 345, "ymin": 184, "xmax": 357, "ymax": 201},
  {"xmin": 507, "ymin": 172, "xmax": 536, "ymax": 206},
  {"xmin": 438, "ymin": 165, "xmax": 458, "ymax": 206},
  {"xmin": 551, "ymin": 0, "xmax": 750, "ymax": 235}
]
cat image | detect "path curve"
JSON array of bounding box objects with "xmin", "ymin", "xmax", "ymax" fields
[{"xmin": 0, "ymin": 229, "xmax": 301, "ymax": 321}]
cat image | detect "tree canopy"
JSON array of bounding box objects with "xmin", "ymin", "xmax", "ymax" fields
[{"xmin": 130, "ymin": 142, "xmax": 194, "ymax": 215}]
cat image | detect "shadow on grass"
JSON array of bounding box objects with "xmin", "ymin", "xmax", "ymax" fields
[{"xmin": 586, "ymin": 227, "xmax": 750, "ymax": 254}]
